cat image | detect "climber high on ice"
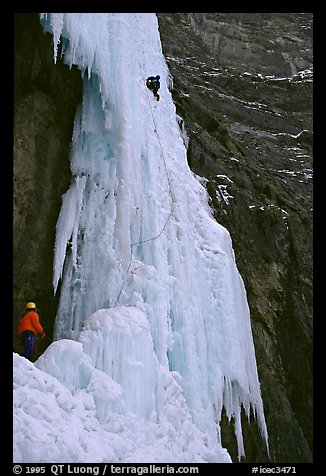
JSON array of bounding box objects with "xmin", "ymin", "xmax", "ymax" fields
[
  {"xmin": 18, "ymin": 302, "xmax": 46, "ymax": 360},
  {"xmin": 146, "ymin": 75, "xmax": 160, "ymax": 101}
]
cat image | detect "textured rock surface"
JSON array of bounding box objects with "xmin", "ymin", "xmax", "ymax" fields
[
  {"xmin": 157, "ymin": 13, "xmax": 312, "ymax": 463},
  {"xmin": 13, "ymin": 13, "xmax": 312, "ymax": 463},
  {"xmin": 13, "ymin": 13, "xmax": 82, "ymax": 354}
]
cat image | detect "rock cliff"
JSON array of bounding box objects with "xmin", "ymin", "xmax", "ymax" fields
[
  {"xmin": 13, "ymin": 13, "xmax": 312, "ymax": 463},
  {"xmin": 157, "ymin": 13, "xmax": 312, "ymax": 462},
  {"xmin": 13, "ymin": 13, "xmax": 82, "ymax": 351}
]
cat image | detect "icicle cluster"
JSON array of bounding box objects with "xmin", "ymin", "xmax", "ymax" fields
[{"xmin": 13, "ymin": 13, "xmax": 268, "ymax": 463}]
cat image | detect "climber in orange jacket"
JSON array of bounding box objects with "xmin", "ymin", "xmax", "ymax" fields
[{"xmin": 18, "ymin": 302, "xmax": 45, "ymax": 359}]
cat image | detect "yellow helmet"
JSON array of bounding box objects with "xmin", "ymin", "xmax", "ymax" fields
[{"xmin": 25, "ymin": 302, "xmax": 36, "ymax": 310}]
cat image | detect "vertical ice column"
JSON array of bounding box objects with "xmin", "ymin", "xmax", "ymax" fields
[{"xmin": 41, "ymin": 12, "xmax": 269, "ymax": 459}]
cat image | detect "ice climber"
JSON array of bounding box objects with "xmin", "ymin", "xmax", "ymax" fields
[
  {"xmin": 146, "ymin": 75, "xmax": 160, "ymax": 101},
  {"xmin": 18, "ymin": 302, "xmax": 46, "ymax": 360}
]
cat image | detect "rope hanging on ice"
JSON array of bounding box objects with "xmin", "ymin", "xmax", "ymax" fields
[
  {"xmin": 114, "ymin": 87, "xmax": 175, "ymax": 307},
  {"xmin": 131, "ymin": 87, "xmax": 174, "ymax": 247}
]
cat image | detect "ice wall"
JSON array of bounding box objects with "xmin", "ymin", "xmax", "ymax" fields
[{"xmin": 28, "ymin": 13, "xmax": 268, "ymax": 461}]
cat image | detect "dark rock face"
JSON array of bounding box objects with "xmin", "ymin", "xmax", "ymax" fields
[
  {"xmin": 157, "ymin": 13, "xmax": 312, "ymax": 462},
  {"xmin": 13, "ymin": 14, "xmax": 82, "ymax": 355},
  {"xmin": 13, "ymin": 12, "xmax": 312, "ymax": 464}
]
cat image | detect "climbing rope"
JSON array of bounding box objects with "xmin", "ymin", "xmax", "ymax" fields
[
  {"xmin": 113, "ymin": 84, "xmax": 175, "ymax": 307},
  {"xmin": 131, "ymin": 87, "xmax": 174, "ymax": 247}
]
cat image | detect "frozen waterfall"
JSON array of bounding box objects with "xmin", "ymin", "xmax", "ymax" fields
[{"xmin": 13, "ymin": 13, "xmax": 268, "ymax": 463}]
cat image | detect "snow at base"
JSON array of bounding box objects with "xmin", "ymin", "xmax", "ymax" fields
[
  {"xmin": 13, "ymin": 13, "xmax": 268, "ymax": 463},
  {"xmin": 13, "ymin": 307, "xmax": 231, "ymax": 463}
]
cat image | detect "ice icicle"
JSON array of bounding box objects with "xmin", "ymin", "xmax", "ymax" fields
[
  {"xmin": 53, "ymin": 175, "xmax": 86, "ymax": 295},
  {"xmin": 36, "ymin": 12, "xmax": 269, "ymax": 461}
]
